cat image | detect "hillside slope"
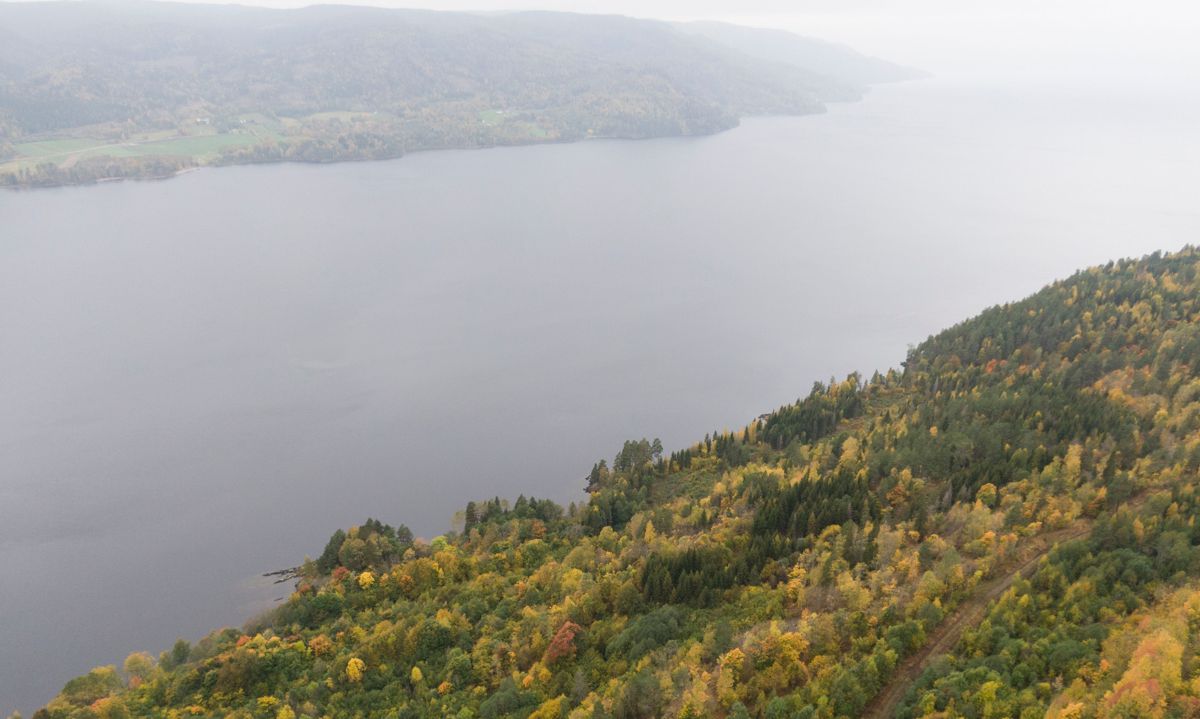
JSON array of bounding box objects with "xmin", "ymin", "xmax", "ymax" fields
[
  {"xmin": 676, "ymin": 21, "xmax": 926, "ymax": 87},
  {"xmin": 0, "ymin": 3, "xmax": 913, "ymax": 188},
  {"xmin": 29, "ymin": 247, "xmax": 1200, "ymax": 719}
]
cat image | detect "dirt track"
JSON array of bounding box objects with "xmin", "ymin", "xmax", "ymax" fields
[{"xmin": 861, "ymin": 521, "xmax": 1093, "ymax": 719}]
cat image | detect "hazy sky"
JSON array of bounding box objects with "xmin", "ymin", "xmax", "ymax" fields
[{"xmin": 58, "ymin": 0, "xmax": 1195, "ymax": 86}]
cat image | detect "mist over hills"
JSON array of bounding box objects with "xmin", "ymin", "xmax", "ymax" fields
[
  {"xmin": 0, "ymin": 2, "xmax": 921, "ymax": 186},
  {"xmin": 676, "ymin": 20, "xmax": 927, "ymax": 88}
]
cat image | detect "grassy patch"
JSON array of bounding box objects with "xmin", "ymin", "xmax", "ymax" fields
[
  {"xmin": 5, "ymin": 129, "xmax": 278, "ymax": 173},
  {"xmin": 13, "ymin": 138, "xmax": 117, "ymax": 158},
  {"xmin": 479, "ymin": 109, "xmax": 506, "ymax": 125},
  {"xmin": 134, "ymin": 132, "xmax": 265, "ymax": 159},
  {"xmin": 517, "ymin": 122, "xmax": 548, "ymax": 139},
  {"xmin": 304, "ymin": 111, "xmax": 375, "ymax": 122}
]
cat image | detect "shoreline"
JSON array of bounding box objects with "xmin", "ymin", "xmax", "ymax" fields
[
  {"xmin": 0, "ymin": 105, "xmax": 847, "ymax": 192},
  {"xmin": 0, "ymin": 80, "xmax": 937, "ymax": 192}
]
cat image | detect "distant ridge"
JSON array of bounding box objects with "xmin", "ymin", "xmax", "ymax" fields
[
  {"xmin": 677, "ymin": 20, "xmax": 927, "ymax": 88},
  {"xmin": 0, "ymin": 2, "xmax": 920, "ymax": 187}
]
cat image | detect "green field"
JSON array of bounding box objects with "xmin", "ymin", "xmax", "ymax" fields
[
  {"xmin": 304, "ymin": 110, "xmax": 377, "ymax": 122},
  {"xmin": 3, "ymin": 129, "xmax": 275, "ymax": 173},
  {"xmin": 135, "ymin": 132, "xmax": 266, "ymax": 158},
  {"xmin": 479, "ymin": 109, "xmax": 507, "ymax": 125},
  {"xmin": 517, "ymin": 122, "xmax": 549, "ymax": 139},
  {"xmin": 12, "ymin": 138, "xmax": 121, "ymax": 158},
  {"xmin": 2, "ymin": 112, "xmax": 393, "ymax": 175}
]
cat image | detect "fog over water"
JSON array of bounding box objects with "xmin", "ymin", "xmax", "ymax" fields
[{"xmin": 2, "ymin": 76, "xmax": 1199, "ymax": 712}]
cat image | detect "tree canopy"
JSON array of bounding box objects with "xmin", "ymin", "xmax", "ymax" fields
[{"xmin": 31, "ymin": 247, "xmax": 1200, "ymax": 719}]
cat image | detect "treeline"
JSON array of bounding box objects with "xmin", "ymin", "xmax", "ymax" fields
[
  {"xmin": 760, "ymin": 374, "xmax": 866, "ymax": 450},
  {"xmin": 30, "ymin": 248, "xmax": 1200, "ymax": 719},
  {"xmin": 0, "ymin": 156, "xmax": 192, "ymax": 188},
  {"xmin": 315, "ymin": 518, "xmax": 414, "ymax": 573},
  {"xmin": 463, "ymin": 496, "xmax": 565, "ymax": 532}
]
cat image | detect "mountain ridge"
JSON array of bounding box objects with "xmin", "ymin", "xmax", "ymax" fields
[
  {"xmin": 675, "ymin": 21, "xmax": 927, "ymax": 88},
  {"xmin": 0, "ymin": 2, "xmax": 920, "ymax": 188}
]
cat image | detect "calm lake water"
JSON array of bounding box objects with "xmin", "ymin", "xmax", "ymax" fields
[{"xmin": 2, "ymin": 77, "xmax": 1198, "ymax": 712}]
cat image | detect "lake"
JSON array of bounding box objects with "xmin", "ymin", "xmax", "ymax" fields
[{"xmin": 2, "ymin": 77, "xmax": 1198, "ymax": 713}]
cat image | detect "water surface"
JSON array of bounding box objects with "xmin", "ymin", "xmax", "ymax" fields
[{"xmin": 2, "ymin": 78, "xmax": 1198, "ymax": 713}]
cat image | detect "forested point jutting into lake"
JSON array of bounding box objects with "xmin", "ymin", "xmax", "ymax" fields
[{"xmin": 29, "ymin": 248, "xmax": 1200, "ymax": 719}]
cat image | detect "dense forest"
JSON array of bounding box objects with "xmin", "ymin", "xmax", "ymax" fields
[
  {"xmin": 26, "ymin": 247, "xmax": 1200, "ymax": 719},
  {"xmin": 0, "ymin": 3, "xmax": 918, "ymax": 188}
]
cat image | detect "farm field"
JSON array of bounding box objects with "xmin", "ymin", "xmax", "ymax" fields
[{"xmin": 1, "ymin": 128, "xmax": 278, "ymax": 175}]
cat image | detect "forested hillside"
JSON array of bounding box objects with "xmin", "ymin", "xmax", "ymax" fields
[
  {"xmin": 0, "ymin": 2, "xmax": 917, "ymax": 188},
  {"xmin": 675, "ymin": 22, "xmax": 925, "ymax": 87},
  {"xmin": 29, "ymin": 247, "xmax": 1200, "ymax": 719}
]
